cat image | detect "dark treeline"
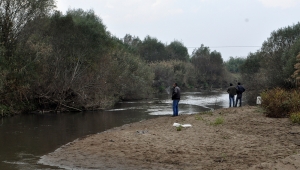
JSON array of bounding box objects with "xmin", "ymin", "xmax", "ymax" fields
[
  {"xmin": 1, "ymin": 0, "xmax": 299, "ymax": 115},
  {"xmin": 0, "ymin": 1, "xmax": 230, "ymax": 115}
]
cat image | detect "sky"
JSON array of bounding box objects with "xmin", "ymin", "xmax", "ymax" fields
[{"xmin": 56, "ymin": 0, "xmax": 300, "ymax": 61}]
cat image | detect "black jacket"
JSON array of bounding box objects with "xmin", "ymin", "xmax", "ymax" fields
[
  {"xmin": 172, "ymin": 86, "xmax": 180, "ymax": 100},
  {"xmin": 236, "ymin": 85, "xmax": 245, "ymax": 94}
]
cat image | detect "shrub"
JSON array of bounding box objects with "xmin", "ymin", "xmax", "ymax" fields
[
  {"xmin": 176, "ymin": 125, "xmax": 183, "ymax": 131},
  {"xmin": 211, "ymin": 117, "xmax": 224, "ymax": 126},
  {"xmin": 261, "ymin": 87, "xmax": 300, "ymax": 118},
  {"xmin": 195, "ymin": 115, "xmax": 203, "ymax": 120},
  {"xmin": 290, "ymin": 112, "xmax": 300, "ymax": 124}
]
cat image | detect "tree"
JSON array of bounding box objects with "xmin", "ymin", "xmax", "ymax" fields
[
  {"xmin": 14, "ymin": 9, "xmax": 116, "ymax": 111},
  {"xmin": 240, "ymin": 53, "xmax": 261, "ymax": 75},
  {"xmin": 292, "ymin": 53, "xmax": 300, "ymax": 87},
  {"xmin": 225, "ymin": 57, "xmax": 246, "ymax": 73},
  {"xmin": 281, "ymin": 38, "xmax": 300, "ymax": 87},
  {"xmin": 138, "ymin": 36, "xmax": 167, "ymax": 62},
  {"xmin": 191, "ymin": 44, "xmax": 225, "ymax": 88},
  {"xmin": 0, "ymin": 0, "xmax": 55, "ymax": 114},
  {"xmin": 0, "ymin": 0, "xmax": 55, "ymax": 60},
  {"xmin": 191, "ymin": 45, "xmax": 210, "ymax": 76},
  {"xmin": 150, "ymin": 60, "xmax": 196, "ymax": 91},
  {"xmin": 259, "ymin": 22, "xmax": 300, "ymax": 87},
  {"xmin": 166, "ymin": 40, "xmax": 189, "ymax": 61},
  {"xmin": 14, "ymin": 9, "xmax": 156, "ymax": 111},
  {"xmin": 123, "ymin": 34, "xmax": 141, "ymax": 49}
]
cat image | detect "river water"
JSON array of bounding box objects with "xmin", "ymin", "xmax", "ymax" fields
[{"xmin": 0, "ymin": 91, "xmax": 228, "ymax": 170}]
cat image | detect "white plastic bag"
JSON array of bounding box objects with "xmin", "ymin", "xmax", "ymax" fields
[
  {"xmin": 173, "ymin": 123, "xmax": 192, "ymax": 128},
  {"xmin": 173, "ymin": 123, "xmax": 181, "ymax": 127},
  {"xmin": 181, "ymin": 124, "xmax": 192, "ymax": 127}
]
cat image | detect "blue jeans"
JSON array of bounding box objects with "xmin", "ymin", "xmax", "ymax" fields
[
  {"xmin": 229, "ymin": 95, "xmax": 235, "ymax": 107},
  {"xmin": 172, "ymin": 100, "xmax": 179, "ymax": 116}
]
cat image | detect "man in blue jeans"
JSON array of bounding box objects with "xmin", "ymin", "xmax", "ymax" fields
[
  {"xmin": 172, "ymin": 83, "xmax": 180, "ymax": 117},
  {"xmin": 227, "ymin": 83, "xmax": 237, "ymax": 107}
]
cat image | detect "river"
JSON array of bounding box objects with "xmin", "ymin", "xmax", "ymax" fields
[{"xmin": 0, "ymin": 91, "xmax": 229, "ymax": 170}]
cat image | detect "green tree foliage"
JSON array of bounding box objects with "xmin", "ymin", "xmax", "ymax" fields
[
  {"xmin": 123, "ymin": 34, "xmax": 141, "ymax": 53},
  {"xmin": 0, "ymin": 0, "xmax": 55, "ymax": 60},
  {"xmin": 138, "ymin": 36, "xmax": 167, "ymax": 62},
  {"xmin": 240, "ymin": 53, "xmax": 261, "ymax": 75},
  {"xmin": 150, "ymin": 60, "xmax": 197, "ymax": 92},
  {"xmin": 15, "ymin": 9, "xmax": 116, "ymax": 111},
  {"xmin": 225, "ymin": 57, "xmax": 246, "ymax": 73},
  {"xmin": 137, "ymin": 36, "xmax": 190, "ymax": 62},
  {"xmin": 0, "ymin": 0, "xmax": 55, "ymax": 114},
  {"xmin": 190, "ymin": 45, "xmax": 227, "ymax": 89},
  {"xmin": 165, "ymin": 41, "xmax": 189, "ymax": 61},
  {"xmin": 108, "ymin": 47, "xmax": 154, "ymax": 101},
  {"xmin": 259, "ymin": 22, "xmax": 300, "ymax": 88},
  {"xmin": 35, "ymin": 10, "xmax": 153, "ymax": 110},
  {"xmin": 0, "ymin": 8, "xmax": 155, "ymax": 113},
  {"xmin": 191, "ymin": 45, "xmax": 210, "ymax": 84},
  {"xmin": 240, "ymin": 23, "xmax": 300, "ymax": 104},
  {"xmin": 292, "ymin": 53, "xmax": 300, "ymax": 87},
  {"xmin": 282, "ymin": 38, "xmax": 300, "ymax": 85}
]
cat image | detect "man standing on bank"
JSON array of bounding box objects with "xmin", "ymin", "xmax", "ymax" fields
[
  {"xmin": 235, "ymin": 82, "xmax": 245, "ymax": 107},
  {"xmin": 172, "ymin": 83, "xmax": 180, "ymax": 117},
  {"xmin": 227, "ymin": 83, "xmax": 237, "ymax": 107}
]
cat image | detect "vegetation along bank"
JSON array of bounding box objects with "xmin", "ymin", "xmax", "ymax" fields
[{"xmin": 0, "ymin": 0, "xmax": 300, "ymax": 117}]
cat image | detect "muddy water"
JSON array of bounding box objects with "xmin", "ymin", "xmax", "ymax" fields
[{"xmin": 0, "ymin": 91, "xmax": 229, "ymax": 169}]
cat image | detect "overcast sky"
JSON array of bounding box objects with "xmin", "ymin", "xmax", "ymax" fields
[{"xmin": 56, "ymin": 0, "xmax": 300, "ymax": 61}]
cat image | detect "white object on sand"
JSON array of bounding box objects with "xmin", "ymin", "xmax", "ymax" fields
[
  {"xmin": 173, "ymin": 123, "xmax": 192, "ymax": 128},
  {"xmin": 173, "ymin": 123, "xmax": 181, "ymax": 127}
]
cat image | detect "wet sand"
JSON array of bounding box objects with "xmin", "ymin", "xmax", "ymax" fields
[{"xmin": 39, "ymin": 106, "xmax": 300, "ymax": 169}]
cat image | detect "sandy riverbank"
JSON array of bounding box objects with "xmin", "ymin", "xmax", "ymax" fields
[{"xmin": 39, "ymin": 106, "xmax": 300, "ymax": 169}]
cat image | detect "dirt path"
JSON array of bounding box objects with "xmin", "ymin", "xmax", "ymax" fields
[{"xmin": 39, "ymin": 106, "xmax": 300, "ymax": 170}]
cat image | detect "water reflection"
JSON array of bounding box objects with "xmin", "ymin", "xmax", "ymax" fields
[
  {"xmin": 110, "ymin": 91, "xmax": 228, "ymax": 115},
  {"xmin": 0, "ymin": 91, "xmax": 228, "ymax": 170}
]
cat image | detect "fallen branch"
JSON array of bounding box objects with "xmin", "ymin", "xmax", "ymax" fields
[{"xmin": 59, "ymin": 102, "xmax": 82, "ymax": 112}]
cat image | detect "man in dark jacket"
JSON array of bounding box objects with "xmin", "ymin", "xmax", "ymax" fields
[
  {"xmin": 227, "ymin": 83, "xmax": 237, "ymax": 107},
  {"xmin": 172, "ymin": 83, "xmax": 180, "ymax": 117},
  {"xmin": 235, "ymin": 82, "xmax": 246, "ymax": 107}
]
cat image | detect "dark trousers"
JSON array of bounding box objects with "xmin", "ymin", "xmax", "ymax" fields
[{"xmin": 235, "ymin": 95, "xmax": 242, "ymax": 107}]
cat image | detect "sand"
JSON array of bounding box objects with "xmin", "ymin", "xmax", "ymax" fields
[{"xmin": 39, "ymin": 106, "xmax": 300, "ymax": 170}]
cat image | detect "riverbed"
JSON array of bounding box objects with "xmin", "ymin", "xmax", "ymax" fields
[{"xmin": 0, "ymin": 91, "xmax": 229, "ymax": 170}]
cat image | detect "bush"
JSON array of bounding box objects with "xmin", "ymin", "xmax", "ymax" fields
[
  {"xmin": 176, "ymin": 125, "xmax": 183, "ymax": 131},
  {"xmin": 261, "ymin": 87, "xmax": 300, "ymax": 118},
  {"xmin": 290, "ymin": 112, "xmax": 300, "ymax": 124},
  {"xmin": 211, "ymin": 117, "xmax": 224, "ymax": 126}
]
